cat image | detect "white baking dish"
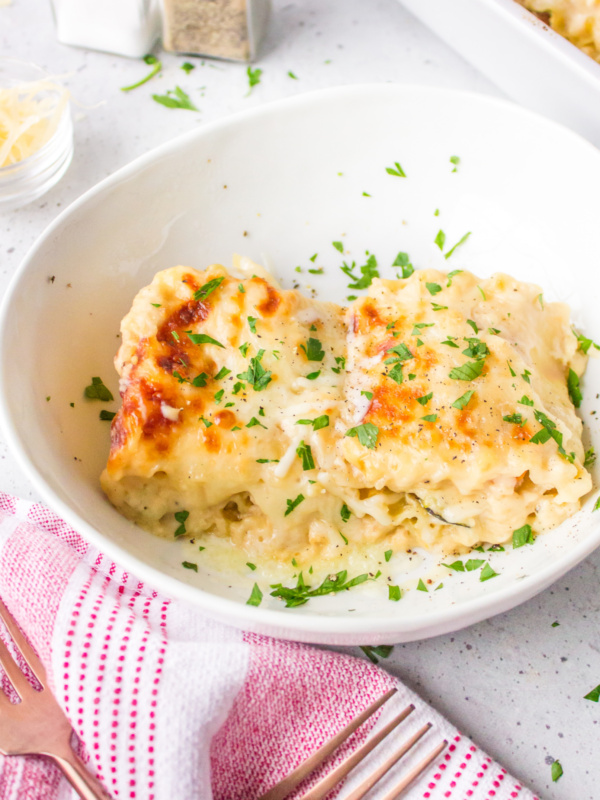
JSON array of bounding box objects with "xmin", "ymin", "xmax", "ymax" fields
[{"xmin": 399, "ymin": 0, "xmax": 600, "ymax": 146}]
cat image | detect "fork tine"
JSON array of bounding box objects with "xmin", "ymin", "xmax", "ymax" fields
[
  {"xmin": 298, "ymin": 704, "xmax": 415, "ymax": 800},
  {"xmin": 379, "ymin": 739, "xmax": 448, "ymax": 800},
  {"xmin": 257, "ymin": 688, "xmax": 398, "ymax": 800},
  {"xmin": 0, "ymin": 634, "xmax": 35, "ymax": 700},
  {"xmin": 343, "ymin": 723, "xmax": 432, "ymax": 800},
  {"xmin": 0, "ymin": 598, "xmax": 47, "ymax": 688}
]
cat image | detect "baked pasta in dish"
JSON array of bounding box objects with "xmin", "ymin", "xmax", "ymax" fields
[
  {"xmin": 519, "ymin": 0, "xmax": 600, "ymax": 62},
  {"xmin": 101, "ymin": 259, "xmax": 592, "ymax": 562}
]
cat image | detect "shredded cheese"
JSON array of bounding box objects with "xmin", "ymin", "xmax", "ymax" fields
[{"xmin": 0, "ymin": 79, "xmax": 69, "ymax": 168}]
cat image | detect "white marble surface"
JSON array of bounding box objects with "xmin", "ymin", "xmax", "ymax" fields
[{"xmin": 1, "ymin": 1, "xmax": 599, "ymax": 798}]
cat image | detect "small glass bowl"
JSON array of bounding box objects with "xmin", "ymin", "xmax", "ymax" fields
[{"xmin": 0, "ymin": 59, "xmax": 73, "ymax": 211}]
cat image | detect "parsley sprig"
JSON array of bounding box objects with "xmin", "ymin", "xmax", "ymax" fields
[
  {"xmin": 270, "ymin": 569, "xmax": 371, "ymax": 607},
  {"xmin": 237, "ymin": 349, "xmax": 272, "ymax": 391}
]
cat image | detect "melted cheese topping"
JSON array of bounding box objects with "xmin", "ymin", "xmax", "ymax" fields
[
  {"xmin": 101, "ymin": 262, "xmax": 592, "ymax": 563},
  {"xmin": 520, "ymin": 0, "xmax": 600, "ymax": 62}
]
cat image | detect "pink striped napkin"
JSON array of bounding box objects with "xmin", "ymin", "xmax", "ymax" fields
[{"xmin": 0, "ymin": 492, "xmax": 538, "ymax": 800}]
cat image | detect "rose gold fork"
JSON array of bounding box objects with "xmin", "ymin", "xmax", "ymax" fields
[
  {"xmin": 0, "ymin": 597, "xmax": 111, "ymax": 800},
  {"xmin": 258, "ymin": 688, "xmax": 447, "ymax": 800}
]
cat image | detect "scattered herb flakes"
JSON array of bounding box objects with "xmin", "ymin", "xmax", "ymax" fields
[
  {"xmin": 421, "ymin": 414, "xmax": 437, "ymax": 423},
  {"xmin": 519, "ymin": 395, "xmax": 534, "ymax": 406},
  {"xmin": 332, "ymin": 356, "xmax": 346, "ymax": 374},
  {"xmin": 174, "ymin": 509, "xmax": 189, "ymax": 537},
  {"xmin": 194, "ymin": 276, "xmax": 224, "ymax": 301},
  {"xmin": 214, "ymin": 389, "xmax": 224, "ymax": 404},
  {"xmin": 446, "ymin": 269, "xmax": 463, "ymax": 287},
  {"xmin": 308, "ymin": 267, "xmax": 324, "ymax": 275},
  {"xmin": 246, "ymin": 562, "xmax": 257, "ymax": 571},
  {"xmin": 551, "ymin": 760, "xmax": 563, "ymax": 783},
  {"xmin": 121, "ymin": 54, "xmax": 162, "ymax": 92},
  {"xmin": 200, "ymin": 416, "xmax": 213, "ymax": 428},
  {"xmin": 450, "ymin": 155, "xmax": 460, "ymax": 171},
  {"xmin": 306, "ymin": 371, "xmax": 321, "ymax": 380},
  {"xmin": 346, "ymin": 422, "xmax": 379, "ymax": 449},
  {"xmin": 271, "ymin": 569, "xmax": 370, "ymax": 607},
  {"xmin": 386, "ymin": 342, "xmax": 413, "ymax": 361},
  {"xmin": 412, "ymin": 322, "xmax": 434, "ymax": 335},
  {"xmin": 530, "ymin": 409, "xmax": 574, "ymax": 462},
  {"xmin": 584, "ymin": 448, "xmax": 596, "ymax": 469},
  {"xmin": 594, "ymin": 496, "xmax": 600, "ymax": 511},
  {"xmin": 567, "ymin": 368, "xmax": 582, "ymax": 408},
  {"xmin": 480, "ymin": 563, "xmax": 498, "ymax": 582},
  {"xmin": 99, "ymin": 410, "xmax": 116, "ymax": 421},
  {"xmin": 247, "ymin": 316, "xmax": 258, "ymax": 334},
  {"xmin": 296, "ymin": 441, "xmax": 315, "ymax": 471},
  {"xmin": 151, "ymin": 302, "xmax": 162, "ymax": 308},
  {"xmin": 445, "ymin": 231, "xmax": 471, "ymax": 260},
  {"xmin": 521, "ymin": 369, "xmax": 531, "ymax": 384},
  {"xmin": 153, "ymin": 85, "xmax": 198, "ymax": 111},
  {"xmin": 361, "ymin": 390, "xmax": 373, "ymax": 400},
  {"xmin": 465, "ymin": 559, "xmax": 485, "ymax": 572},
  {"xmin": 462, "ymin": 338, "xmax": 490, "ymax": 360},
  {"xmin": 449, "ymin": 361, "xmax": 484, "ymax": 381},
  {"xmin": 477, "ymin": 285, "xmax": 486, "ymax": 300},
  {"xmin": 256, "ymin": 458, "xmax": 279, "ymax": 463},
  {"xmin": 431, "ymin": 303, "xmax": 448, "ymax": 311},
  {"xmin": 341, "ymin": 254, "xmax": 379, "ymax": 290},
  {"xmin": 84, "ymin": 377, "xmax": 114, "ymax": 402},
  {"xmin": 247, "ymin": 66, "xmax": 262, "ymax": 91},
  {"xmin": 246, "ymin": 417, "xmax": 267, "ymax": 429},
  {"xmin": 466, "ymin": 319, "xmax": 479, "ymax": 335},
  {"xmin": 388, "ymin": 585, "xmax": 402, "ymax": 601},
  {"xmin": 503, "ymin": 413, "xmax": 525, "ymax": 426},
  {"xmin": 309, "ymin": 253, "xmax": 318, "ymax": 262},
  {"xmin": 551, "ymin": 621, "xmax": 560, "ymax": 627},
  {"xmin": 182, "ymin": 561, "xmax": 198, "ymax": 572},
  {"xmin": 287, "ymin": 70, "xmax": 298, "ymax": 79},
  {"xmin": 442, "ymin": 560, "xmax": 465, "ymax": 572},
  {"xmin": 584, "ymin": 685, "xmax": 600, "ymax": 702},
  {"xmin": 341, "ymin": 503, "xmax": 351, "ymax": 523},
  {"xmin": 572, "ymin": 328, "xmax": 600, "ymax": 355},
  {"xmin": 238, "ymin": 283, "xmax": 246, "ymax": 293},
  {"xmin": 360, "ymin": 644, "xmax": 394, "ymax": 664},
  {"xmin": 537, "ymin": 293, "xmax": 544, "ymax": 309},
  {"xmin": 237, "ymin": 349, "xmax": 272, "ymax": 391},
  {"xmin": 448, "ymin": 390, "xmax": 474, "ymax": 412},
  {"xmin": 171, "ymin": 331, "xmax": 180, "ymax": 342},
  {"xmin": 384, "ymin": 549, "xmax": 393, "ymax": 562},
  {"xmin": 297, "ymin": 415, "xmax": 329, "ymax": 430},
  {"xmin": 239, "ymin": 343, "xmax": 249, "ymax": 357},
  {"xmin": 434, "ymin": 229, "xmax": 446, "ymax": 251},
  {"xmin": 386, "ymin": 161, "xmax": 406, "ymax": 177},
  {"xmin": 426, "ymin": 282, "xmax": 442, "ymax": 296},
  {"xmin": 507, "ymin": 361, "xmax": 516, "ymax": 377},
  {"xmin": 362, "ymin": 191, "xmax": 371, "ymax": 197},
  {"xmin": 332, "ymin": 241, "xmax": 344, "ymax": 253},
  {"xmin": 513, "ymin": 524, "xmax": 535, "ymax": 548},
  {"xmin": 393, "ymin": 252, "xmax": 414, "ymax": 279},
  {"xmin": 181, "ymin": 61, "xmax": 195, "ymax": 74},
  {"xmin": 246, "ymin": 582, "xmax": 263, "ymax": 606},
  {"xmin": 186, "ymin": 331, "xmax": 225, "ymax": 348},
  {"xmin": 300, "ymin": 337, "xmax": 325, "ymax": 362},
  {"xmin": 417, "ymin": 392, "xmax": 433, "ymax": 406},
  {"xmin": 417, "ymin": 578, "xmax": 428, "ymax": 592},
  {"xmin": 285, "ymin": 494, "xmax": 305, "ymax": 516},
  {"xmin": 441, "ymin": 337, "xmax": 459, "ymax": 348}
]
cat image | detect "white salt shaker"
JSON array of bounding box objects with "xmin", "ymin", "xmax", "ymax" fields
[
  {"xmin": 162, "ymin": 0, "xmax": 271, "ymax": 62},
  {"xmin": 50, "ymin": 0, "xmax": 162, "ymax": 58}
]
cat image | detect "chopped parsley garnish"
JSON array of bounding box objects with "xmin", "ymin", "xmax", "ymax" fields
[
  {"xmin": 121, "ymin": 54, "xmax": 162, "ymax": 92},
  {"xmin": 445, "ymin": 231, "xmax": 471, "ymax": 260},
  {"xmin": 431, "ymin": 303, "xmax": 448, "ymax": 311},
  {"xmin": 181, "ymin": 62, "xmax": 195, "ymax": 74},
  {"xmin": 584, "ymin": 685, "xmax": 600, "ymax": 702},
  {"xmin": 361, "ymin": 390, "xmax": 373, "ymax": 400},
  {"xmin": 449, "ymin": 360, "xmax": 484, "ymax": 381},
  {"xmin": 153, "ymin": 85, "xmax": 198, "ymax": 111},
  {"xmin": 488, "ymin": 327, "xmax": 501, "ymax": 335},
  {"xmin": 466, "ymin": 319, "xmax": 479, "ymax": 334},
  {"xmin": 584, "ymin": 448, "xmax": 596, "ymax": 468},
  {"xmin": 186, "ymin": 331, "xmax": 225, "ymax": 348},
  {"xmin": 393, "ymin": 251, "xmax": 414, "ymax": 278},
  {"xmin": 567, "ymin": 368, "xmax": 582, "ymax": 408},
  {"xmin": 285, "ymin": 494, "xmax": 305, "ymax": 516},
  {"xmin": 388, "ymin": 585, "xmax": 402, "ymax": 601},
  {"xmin": 237, "ymin": 349, "xmax": 272, "ymax": 390},
  {"xmin": 441, "ymin": 337, "xmax": 459, "ymax": 348},
  {"xmin": 238, "ymin": 283, "xmax": 245, "ymax": 293},
  {"xmin": 194, "ymin": 276, "xmax": 224, "ymax": 301},
  {"xmin": 426, "ymin": 282, "xmax": 442, "ymax": 296},
  {"xmin": 256, "ymin": 458, "xmax": 279, "ymax": 463},
  {"xmin": 519, "ymin": 395, "xmax": 534, "ymax": 406},
  {"xmin": 421, "ymin": 414, "xmax": 437, "ymax": 422},
  {"xmin": 412, "ymin": 322, "xmax": 434, "ymax": 335},
  {"xmin": 521, "ymin": 369, "xmax": 531, "ymax": 384},
  {"xmin": 452, "ymin": 390, "xmax": 474, "ymax": 410},
  {"xmin": 174, "ymin": 510, "xmax": 189, "ymax": 537},
  {"xmin": 345, "ymin": 422, "xmax": 379, "ymax": 449},
  {"xmin": 288, "ymin": 70, "xmax": 298, "ymax": 79},
  {"xmin": 214, "ymin": 389, "xmax": 224, "ymax": 404},
  {"xmin": 332, "ymin": 241, "xmax": 344, "ymax": 253},
  {"xmin": 99, "ymin": 410, "xmax": 116, "ymax": 421},
  {"xmin": 503, "ymin": 413, "xmax": 525, "ymax": 426},
  {"xmin": 247, "ymin": 66, "xmax": 262, "ymax": 90},
  {"xmin": 384, "ymin": 549, "xmax": 393, "ymax": 562},
  {"xmin": 151, "ymin": 302, "xmax": 161, "ymax": 307},
  {"xmin": 340, "ymin": 254, "xmax": 379, "ymax": 290},
  {"xmin": 450, "ymin": 155, "xmax": 459, "ymax": 171},
  {"xmin": 246, "ymin": 562, "xmax": 257, "ymax": 570},
  {"xmin": 446, "ymin": 269, "xmax": 463, "ymax": 287},
  {"xmin": 417, "ymin": 579, "xmax": 428, "ymax": 592},
  {"xmin": 296, "ymin": 441, "xmax": 315, "ymax": 470},
  {"xmin": 246, "ymin": 582, "xmax": 263, "ymax": 606},
  {"xmin": 300, "ymin": 337, "xmax": 325, "ymax": 361},
  {"xmin": 360, "ymin": 645, "xmax": 394, "ymax": 664},
  {"xmin": 572, "ymin": 328, "xmax": 599, "ymax": 354},
  {"xmin": 270, "ymin": 569, "xmax": 370, "ymax": 607},
  {"xmin": 214, "ymin": 366, "xmax": 231, "ymax": 381},
  {"xmin": 417, "ymin": 392, "xmax": 433, "ymax": 406},
  {"xmin": 200, "ymin": 416, "xmax": 212, "ymax": 428},
  {"xmin": 296, "ymin": 415, "xmax": 329, "ymax": 430},
  {"xmin": 480, "ymin": 563, "xmax": 498, "ymax": 582},
  {"xmin": 442, "ymin": 561, "xmax": 465, "ymax": 572},
  {"xmin": 434, "ymin": 230, "xmax": 446, "ymax": 251},
  {"xmin": 477, "ymin": 285, "xmax": 486, "ymax": 300},
  {"xmin": 232, "ymin": 381, "xmax": 244, "ymax": 394},
  {"xmin": 462, "ymin": 337, "xmax": 490, "ymax": 360},
  {"xmin": 551, "ymin": 761, "xmax": 563, "ymax": 783},
  {"xmin": 171, "ymin": 331, "xmax": 180, "ymax": 342},
  {"xmin": 507, "ymin": 361, "xmax": 516, "ymax": 377},
  {"xmin": 246, "ymin": 417, "xmax": 267, "ymax": 429},
  {"xmin": 512, "ymin": 524, "xmax": 534, "ymax": 548},
  {"xmin": 594, "ymin": 496, "xmax": 600, "ymax": 512},
  {"xmin": 182, "ymin": 561, "xmax": 198, "ymax": 572},
  {"xmin": 530, "ymin": 410, "xmax": 574, "ymax": 461},
  {"xmin": 339, "ymin": 530, "xmax": 348, "ymax": 545},
  {"xmin": 332, "ymin": 355, "xmax": 346, "ymax": 374},
  {"xmin": 537, "ymin": 293, "xmax": 544, "ymax": 309},
  {"xmin": 239, "ymin": 342, "xmax": 250, "ymax": 357},
  {"xmin": 386, "ymin": 161, "xmax": 406, "ymax": 177},
  {"xmin": 306, "ymin": 371, "xmax": 321, "ymax": 380},
  {"xmin": 84, "ymin": 377, "xmax": 114, "ymax": 402},
  {"xmin": 308, "ymin": 267, "xmax": 323, "ymax": 275},
  {"xmin": 386, "ymin": 342, "xmax": 413, "ymax": 361},
  {"xmin": 247, "ymin": 316, "xmax": 257, "ymax": 334},
  {"xmin": 340, "ymin": 503, "xmax": 351, "ymax": 522},
  {"xmin": 465, "ymin": 559, "xmax": 485, "ymax": 571}
]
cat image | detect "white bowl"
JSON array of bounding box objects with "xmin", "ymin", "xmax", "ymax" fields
[{"xmin": 2, "ymin": 84, "xmax": 600, "ymax": 645}]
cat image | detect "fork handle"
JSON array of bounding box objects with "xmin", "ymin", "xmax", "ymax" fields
[{"xmin": 50, "ymin": 749, "xmax": 112, "ymax": 800}]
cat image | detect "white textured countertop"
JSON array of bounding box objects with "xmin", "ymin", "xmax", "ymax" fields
[{"xmin": 1, "ymin": 1, "xmax": 599, "ymax": 798}]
